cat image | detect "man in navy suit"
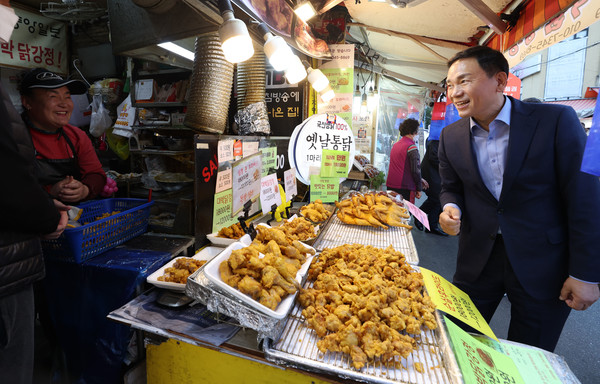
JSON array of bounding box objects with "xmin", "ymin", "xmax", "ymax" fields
[{"xmin": 438, "ymin": 46, "xmax": 600, "ymax": 351}]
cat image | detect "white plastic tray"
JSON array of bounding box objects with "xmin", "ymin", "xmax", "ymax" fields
[
  {"xmin": 206, "ymin": 232, "xmax": 251, "ymax": 247},
  {"xmin": 146, "ymin": 246, "xmax": 224, "ymax": 292},
  {"xmin": 203, "ymin": 240, "xmax": 316, "ymax": 319}
]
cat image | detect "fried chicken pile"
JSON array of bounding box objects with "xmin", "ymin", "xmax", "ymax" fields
[
  {"xmin": 158, "ymin": 257, "xmax": 207, "ymax": 284},
  {"xmin": 335, "ymin": 192, "xmax": 411, "ymax": 230},
  {"xmin": 278, "ymin": 217, "xmax": 317, "ymax": 241},
  {"xmin": 219, "ymin": 226, "xmax": 316, "ymax": 311},
  {"xmin": 299, "ymin": 244, "xmax": 436, "ymax": 369},
  {"xmin": 217, "ymin": 222, "xmax": 246, "ymax": 239},
  {"xmin": 300, "ymin": 199, "xmax": 332, "ymax": 222}
]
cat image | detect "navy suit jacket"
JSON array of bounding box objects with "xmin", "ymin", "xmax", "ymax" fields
[{"xmin": 439, "ymin": 97, "xmax": 600, "ymax": 300}]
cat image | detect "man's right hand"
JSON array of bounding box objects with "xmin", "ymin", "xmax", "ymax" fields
[
  {"xmin": 42, "ymin": 199, "xmax": 69, "ymax": 240},
  {"xmin": 439, "ymin": 206, "xmax": 461, "ymax": 236}
]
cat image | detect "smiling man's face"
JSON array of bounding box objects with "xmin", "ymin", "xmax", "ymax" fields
[{"xmin": 446, "ymin": 57, "xmax": 507, "ymax": 130}]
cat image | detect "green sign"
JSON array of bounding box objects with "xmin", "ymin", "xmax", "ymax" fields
[
  {"xmin": 310, "ymin": 175, "xmax": 339, "ymax": 203},
  {"xmin": 212, "ymin": 189, "xmax": 239, "ymax": 233},
  {"xmin": 445, "ymin": 317, "xmax": 524, "ymax": 384},
  {"xmin": 320, "ymin": 149, "xmax": 349, "ymax": 178},
  {"xmin": 260, "ymin": 146, "xmax": 277, "ymax": 177},
  {"xmin": 472, "ymin": 335, "xmax": 562, "ymax": 384}
]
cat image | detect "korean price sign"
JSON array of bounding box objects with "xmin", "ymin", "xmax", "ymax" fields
[
  {"xmin": 260, "ymin": 173, "xmax": 282, "ymax": 214},
  {"xmin": 284, "ymin": 168, "xmax": 297, "ymax": 202},
  {"xmin": 212, "ymin": 190, "xmax": 239, "ymax": 233},
  {"xmin": 288, "ymin": 113, "xmax": 355, "ymax": 185},
  {"xmin": 445, "ymin": 318, "xmax": 525, "ymax": 384},
  {"xmin": 320, "ymin": 149, "xmax": 350, "ymax": 178},
  {"xmin": 232, "ymin": 153, "xmax": 262, "ymax": 215},
  {"xmin": 420, "ymin": 268, "xmax": 497, "ymax": 340},
  {"xmin": 310, "ymin": 175, "xmax": 339, "ymax": 203}
]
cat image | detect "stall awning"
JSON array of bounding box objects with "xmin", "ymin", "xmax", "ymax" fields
[
  {"xmin": 545, "ymin": 98, "xmax": 596, "ymax": 117},
  {"xmin": 488, "ymin": 0, "xmax": 600, "ymax": 68}
]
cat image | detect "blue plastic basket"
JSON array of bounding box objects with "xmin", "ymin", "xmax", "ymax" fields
[{"xmin": 42, "ymin": 198, "xmax": 154, "ymax": 263}]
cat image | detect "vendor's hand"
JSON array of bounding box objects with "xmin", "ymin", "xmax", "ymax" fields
[
  {"xmin": 439, "ymin": 206, "xmax": 461, "ymax": 236},
  {"xmin": 52, "ymin": 176, "xmax": 89, "ymax": 202},
  {"xmin": 421, "ymin": 179, "xmax": 429, "ymax": 190},
  {"xmin": 559, "ymin": 277, "xmax": 600, "ymax": 311},
  {"xmin": 42, "ymin": 199, "xmax": 69, "ymax": 239},
  {"xmin": 415, "ymin": 191, "xmax": 422, "ymax": 199}
]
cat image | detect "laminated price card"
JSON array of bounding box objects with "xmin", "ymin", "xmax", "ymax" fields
[
  {"xmin": 320, "ymin": 149, "xmax": 350, "ymax": 178},
  {"xmin": 310, "ymin": 175, "xmax": 339, "ymax": 203},
  {"xmin": 420, "ymin": 268, "xmax": 497, "ymax": 340}
]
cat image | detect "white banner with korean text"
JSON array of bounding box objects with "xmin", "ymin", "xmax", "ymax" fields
[{"xmin": 1, "ymin": 8, "xmax": 67, "ymax": 74}]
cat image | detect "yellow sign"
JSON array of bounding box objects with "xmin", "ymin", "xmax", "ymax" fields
[{"xmin": 420, "ymin": 268, "xmax": 497, "ymax": 340}]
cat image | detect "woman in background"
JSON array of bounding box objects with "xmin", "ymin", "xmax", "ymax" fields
[{"xmin": 386, "ymin": 118, "xmax": 428, "ymax": 204}]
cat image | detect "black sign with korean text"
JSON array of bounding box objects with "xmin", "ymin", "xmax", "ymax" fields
[{"xmin": 265, "ymin": 68, "xmax": 304, "ymax": 137}]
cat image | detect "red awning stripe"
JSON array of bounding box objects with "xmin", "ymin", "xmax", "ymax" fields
[
  {"xmin": 486, "ymin": 0, "xmax": 580, "ymax": 53},
  {"xmin": 545, "ymin": 98, "xmax": 596, "ymax": 112}
]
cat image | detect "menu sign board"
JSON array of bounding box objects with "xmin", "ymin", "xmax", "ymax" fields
[
  {"xmin": 260, "ymin": 173, "xmax": 282, "ymax": 214},
  {"xmin": 288, "ymin": 113, "xmax": 355, "ymax": 185}
]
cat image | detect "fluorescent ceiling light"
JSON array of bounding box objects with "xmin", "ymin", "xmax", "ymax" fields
[{"xmin": 157, "ymin": 42, "xmax": 195, "ymax": 61}]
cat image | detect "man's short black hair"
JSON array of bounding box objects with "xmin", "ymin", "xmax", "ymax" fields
[
  {"xmin": 399, "ymin": 118, "xmax": 420, "ymax": 136},
  {"xmin": 448, "ymin": 46, "xmax": 509, "ymax": 78}
]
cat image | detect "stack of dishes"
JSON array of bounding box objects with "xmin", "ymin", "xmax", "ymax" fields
[
  {"xmin": 236, "ymin": 43, "xmax": 266, "ymax": 111},
  {"xmin": 184, "ymin": 32, "xmax": 234, "ymax": 134}
]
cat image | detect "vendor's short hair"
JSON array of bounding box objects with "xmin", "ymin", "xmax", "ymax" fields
[
  {"xmin": 448, "ymin": 46, "xmax": 509, "ymax": 78},
  {"xmin": 399, "ymin": 118, "xmax": 420, "ymax": 136}
]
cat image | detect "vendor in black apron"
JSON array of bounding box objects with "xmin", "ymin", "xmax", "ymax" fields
[{"xmin": 19, "ymin": 68, "xmax": 106, "ymax": 204}]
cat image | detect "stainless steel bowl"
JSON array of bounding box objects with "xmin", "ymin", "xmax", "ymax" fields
[{"xmin": 154, "ymin": 173, "xmax": 194, "ymax": 192}]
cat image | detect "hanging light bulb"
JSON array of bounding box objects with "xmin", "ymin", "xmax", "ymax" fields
[
  {"xmin": 367, "ymin": 86, "xmax": 378, "ymax": 111},
  {"xmin": 360, "ymin": 93, "xmax": 368, "ymax": 115},
  {"xmin": 284, "ymin": 55, "xmax": 307, "ymax": 84},
  {"xmin": 307, "ymin": 67, "xmax": 329, "ymax": 92},
  {"xmin": 354, "ymin": 85, "xmax": 361, "ymax": 97},
  {"xmin": 294, "ymin": 1, "xmax": 317, "ymax": 22},
  {"xmin": 258, "ymin": 23, "xmax": 294, "ymax": 71},
  {"xmin": 218, "ymin": 0, "xmax": 254, "ymax": 63},
  {"xmin": 319, "ymin": 84, "xmax": 335, "ymax": 103}
]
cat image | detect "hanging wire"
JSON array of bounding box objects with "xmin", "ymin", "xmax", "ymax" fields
[{"xmin": 72, "ymin": 59, "xmax": 91, "ymax": 87}]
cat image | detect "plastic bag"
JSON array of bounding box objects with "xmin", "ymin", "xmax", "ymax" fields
[{"xmin": 89, "ymin": 94, "xmax": 112, "ymax": 137}]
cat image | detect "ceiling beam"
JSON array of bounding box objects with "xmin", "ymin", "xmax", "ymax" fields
[
  {"xmin": 377, "ymin": 58, "xmax": 448, "ymax": 72},
  {"xmin": 349, "ymin": 23, "xmax": 469, "ymax": 52},
  {"xmin": 455, "ymin": 0, "xmax": 507, "ymax": 35},
  {"xmin": 355, "ymin": 60, "xmax": 445, "ymax": 92},
  {"xmin": 317, "ymin": 0, "xmax": 344, "ymax": 15}
]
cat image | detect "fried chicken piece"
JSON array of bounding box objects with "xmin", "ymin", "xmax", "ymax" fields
[
  {"xmin": 292, "ymin": 240, "xmax": 315, "ymax": 256},
  {"xmin": 258, "ymin": 288, "xmax": 282, "ymax": 310},
  {"xmin": 219, "ymin": 260, "xmax": 239, "ymax": 287},
  {"xmin": 237, "ymin": 276, "xmax": 262, "ymax": 300},
  {"xmin": 261, "ymin": 266, "xmax": 297, "ymax": 294}
]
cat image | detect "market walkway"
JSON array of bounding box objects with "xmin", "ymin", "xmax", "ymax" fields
[{"xmin": 412, "ymin": 214, "xmax": 600, "ymax": 384}]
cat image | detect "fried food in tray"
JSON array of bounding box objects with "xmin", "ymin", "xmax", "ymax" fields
[
  {"xmin": 278, "ymin": 216, "xmax": 317, "ymax": 241},
  {"xmin": 300, "ymin": 199, "xmax": 333, "ymax": 223},
  {"xmin": 219, "ymin": 225, "xmax": 316, "ymax": 311},
  {"xmin": 158, "ymin": 257, "xmax": 207, "ymax": 284},
  {"xmin": 335, "ymin": 192, "xmax": 411, "ymax": 230},
  {"xmin": 299, "ymin": 244, "xmax": 437, "ymax": 369},
  {"xmin": 217, "ymin": 222, "xmax": 246, "ymax": 239}
]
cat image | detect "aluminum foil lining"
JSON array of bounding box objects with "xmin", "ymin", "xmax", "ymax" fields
[
  {"xmin": 234, "ymin": 101, "xmax": 271, "ymax": 136},
  {"xmin": 185, "ymin": 265, "xmax": 286, "ymax": 341}
]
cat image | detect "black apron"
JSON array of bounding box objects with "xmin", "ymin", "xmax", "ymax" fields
[{"xmin": 24, "ymin": 116, "xmax": 81, "ymax": 186}]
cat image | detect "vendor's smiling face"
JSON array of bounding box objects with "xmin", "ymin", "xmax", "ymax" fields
[{"xmin": 22, "ymin": 86, "xmax": 74, "ymax": 132}]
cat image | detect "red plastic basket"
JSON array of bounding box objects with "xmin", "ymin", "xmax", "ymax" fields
[{"xmin": 42, "ymin": 198, "xmax": 153, "ymax": 263}]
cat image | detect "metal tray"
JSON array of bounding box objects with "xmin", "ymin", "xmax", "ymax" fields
[
  {"xmin": 264, "ymin": 302, "xmax": 461, "ymax": 384},
  {"xmin": 312, "ymin": 215, "xmax": 419, "ymax": 264}
]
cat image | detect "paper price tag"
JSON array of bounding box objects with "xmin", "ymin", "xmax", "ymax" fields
[
  {"xmin": 284, "ymin": 168, "xmax": 297, "ymax": 202},
  {"xmin": 215, "ymin": 168, "xmax": 232, "ymax": 194},
  {"xmin": 232, "ymin": 153, "xmax": 262, "ymax": 215},
  {"xmin": 402, "ymin": 199, "xmax": 430, "ymax": 231},
  {"xmin": 260, "ymin": 174, "xmax": 282, "ymax": 214},
  {"xmin": 320, "ymin": 149, "xmax": 350, "ymax": 178},
  {"xmin": 243, "ymin": 141, "xmax": 259, "ymax": 157},
  {"xmin": 218, "ymin": 139, "xmax": 234, "ymax": 163}
]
